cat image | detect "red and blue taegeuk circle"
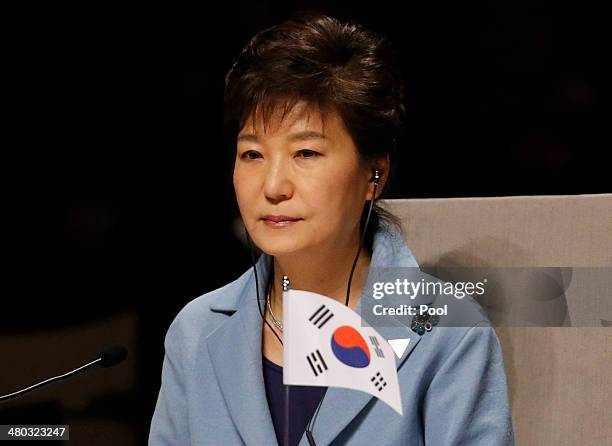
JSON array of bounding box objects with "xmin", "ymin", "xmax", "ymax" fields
[{"xmin": 330, "ymin": 325, "xmax": 371, "ymax": 368}]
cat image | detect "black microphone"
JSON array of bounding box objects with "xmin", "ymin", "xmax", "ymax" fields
[
  {"xmin": 98, "ymin": 345, "xmax": 128, "ymax": 368},
  {"xmin": 0, "ymin": 345, "xmax": 128, "ymax": 403}
]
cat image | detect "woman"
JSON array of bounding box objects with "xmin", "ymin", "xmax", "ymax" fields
[{"xmin": 149, "ymin": 12, "xmax": 514, "ymax": 446}]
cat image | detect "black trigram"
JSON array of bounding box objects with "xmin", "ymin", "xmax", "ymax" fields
[
  {"xmin": 369, "ymin": 336, "xmax": 385, "ymax": 358},
  {"xmin": 309, "ymin": 304, "xmax": 334, "ymax": 329},
  {"xmin": 306, "ymin": 349, "xmax": 328, "ymax": 377},
  {"xmin": 370, "ymin": 371, "xmax": 387, "ymax": 392}
]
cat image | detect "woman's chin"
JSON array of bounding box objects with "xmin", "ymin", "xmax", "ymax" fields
[
  {"xmin": 251, "ymin": 220, "xmax": 307, "ymax": 254},
  {"xmin": 258, "ymin": 239, "xmax": 306, "ymax": 257},
  {"xmin": 254, "ymin": 231, "xmax": 314, "ymax": 257}
]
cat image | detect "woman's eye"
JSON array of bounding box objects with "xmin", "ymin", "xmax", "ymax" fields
[
  {"xmin": 297, "ymin": 149, "xmax": 320, "ymax": 159},
  {"xmin": 241, "ymin": 150, "xmax": 261, "ymax": 160}
]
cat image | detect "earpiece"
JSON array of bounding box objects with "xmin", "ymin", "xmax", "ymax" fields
[{"xmin": 371, "ymin": 169, "xmax": 381, "ymax": 186}]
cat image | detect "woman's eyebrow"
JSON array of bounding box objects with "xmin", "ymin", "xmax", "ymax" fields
[
  {"xmin": 287, "ymin": 130, "xmax": 328, "ymax": 142},
  {"xmin": 237, "ymin": 130, "xmax": 328, "ymax": 143}
]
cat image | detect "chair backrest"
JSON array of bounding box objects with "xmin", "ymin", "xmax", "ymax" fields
[{"xmin": 381, "ymin": 193, "xmax": 612, "ymax": 445}]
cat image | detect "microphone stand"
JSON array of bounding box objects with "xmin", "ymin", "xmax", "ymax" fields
[
  {"xmin": 0, "ymin": 359, "xmax": 100, "ymax": 403},
  {"xmin": 0, "ymin": 346, "xmax": 128, "ymax": 403}
]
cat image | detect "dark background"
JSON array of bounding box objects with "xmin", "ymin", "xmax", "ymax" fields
[{"xmin": 1, "ymin": 1, "xmax": 607, "ymax": 444}]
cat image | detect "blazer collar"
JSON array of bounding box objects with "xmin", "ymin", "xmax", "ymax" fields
[{"xmin": 206, "ymin": 223, "xmax": 428, "ymax": 446}]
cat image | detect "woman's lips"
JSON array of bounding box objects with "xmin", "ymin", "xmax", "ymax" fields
[{"xmin": 261, "ymin": 217, "xmax": 302, "ymax": 228}]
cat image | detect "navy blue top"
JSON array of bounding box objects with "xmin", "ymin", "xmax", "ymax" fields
[{"xmin": 262, "ymin": 355, "xmax": 327, "ymax": 446}]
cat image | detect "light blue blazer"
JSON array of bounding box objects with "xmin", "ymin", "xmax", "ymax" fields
[{"xmin": 149, "ymin": 223, "xmax": 515, "ymax": 445}]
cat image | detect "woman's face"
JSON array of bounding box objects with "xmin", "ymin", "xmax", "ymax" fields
[{"xmin": 233, "ymin": 101, "xmax": 376, "ymax": 257}]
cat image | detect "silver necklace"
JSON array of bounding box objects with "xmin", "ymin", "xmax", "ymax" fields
[{"xmin": 267, "ymin": 287, "xmax": 283, "ymax": 332}]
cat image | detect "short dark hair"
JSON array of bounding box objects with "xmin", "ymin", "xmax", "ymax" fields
[{"xmin": 224, "ymin": 11, "xmax": 406, "ymax": 252}]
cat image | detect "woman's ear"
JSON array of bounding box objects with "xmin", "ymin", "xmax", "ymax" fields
[{"xmin": 366, "ymin": 155, "xmax": 390, "ymax": 201}]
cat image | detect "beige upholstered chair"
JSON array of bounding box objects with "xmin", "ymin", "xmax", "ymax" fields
[{"xmin": 381, "ymin": 193, "xmax": 612, "ymax": 445}]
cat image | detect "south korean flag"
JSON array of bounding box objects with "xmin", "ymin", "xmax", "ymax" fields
[{"xmin": 283, "ymin": 289, "xmax": 403, "ymax": 416}]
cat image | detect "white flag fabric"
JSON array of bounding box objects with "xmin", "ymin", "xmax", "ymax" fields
[{"xmin": 282, "ymin": 289, "xmax": 403, "ymax": 416}]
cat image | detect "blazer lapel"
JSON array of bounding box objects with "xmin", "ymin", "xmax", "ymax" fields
[{"xmin": 206, "ymin": 254, "xmax": 279, "ymax": 446}]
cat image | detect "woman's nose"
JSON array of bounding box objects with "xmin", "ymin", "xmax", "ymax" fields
[{"xmin": 263, "ymin": 162, "xmax": 294, "ymax": 203}]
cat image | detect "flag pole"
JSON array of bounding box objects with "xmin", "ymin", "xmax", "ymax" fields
[
  {"xmin": 282, "ymin": 275, "xmax": 290, "ymax": 446},
  {"xmin": 284, "ymin": 383, "xmax": 290, "ymax": 446}
]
